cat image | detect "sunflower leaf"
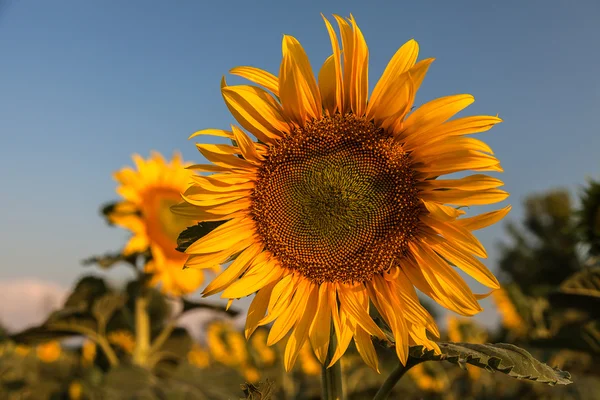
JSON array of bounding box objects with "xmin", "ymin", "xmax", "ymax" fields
[
  {"xmin": 410, "ymin": 342, "xmax": 572, "ymax": 386},
  {"xmin": 92, "ymin": 293, "xmax": 127, "ymax": 329},
  {"xmin": 176, "ymin": 221, "xmax": 227, "ymax": 252},
  {"xmin": 241, "ymin": 379, "xmax": 275, "ymax": 400}
]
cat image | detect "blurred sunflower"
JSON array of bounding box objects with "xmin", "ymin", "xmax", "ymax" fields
[
  {"xmin": 176, "ymin": 14, "xmax": 509, "ymax": 371},
  {"xmin": 250, "ymin": 329, "xmax": 277, "ymax": 366},
  {"xmin": 187, "ymin": 343, "xmax": 210, "ymax": 368},
  {"xmin": 491, "ymin": 287, "xmax": 527, "ymax": 336},
  {"xmin": 407, "ymin": 362, "xmax": 450, "ymax": 393},
  {"xmin": 108, "ymin": 330, "xmax": 136, "ymax": 354},
  {"xmin": 111, "ymin": 152, "xmax": 210, "ymax": 295},
  {"xmin": 36, "ymin": 340, "xmax": 61, "ymax": 363},
  {"xmin": 81, "ymin": 340, "xmax": 96, "ymax": 367},
  {"xmin": 206, "ymin": 321, "xmax": 261, "ymax": 381}
]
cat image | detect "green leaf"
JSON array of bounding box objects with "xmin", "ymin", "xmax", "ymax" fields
[
  {"xmin": 82, "ymin": 251, "xmax": 142, "ymax": 270},
  {"xmin": 410, "ymin": 342, "xmax": 572, "ymax": 386},
  {"xmin": 64, "ymin": 276, "xmax": 109, "ymax": 311},
  {"xmin": 181, "ymin": 298, "xmax": 240, "ymax": 317},
  {"xmin": 176, "ymin": 221, "xmax": 227, "ymax": 252},
  {"xmin": 240, "ymin": 380, "xmax": 275, "ymax": 400},
  {"xmin": 102, "ymin": 365, "xmax": 158, "ymax": 399},
  {"xmin": 92, "ymin": 293, "xmax": 127, "ymax": 328}
]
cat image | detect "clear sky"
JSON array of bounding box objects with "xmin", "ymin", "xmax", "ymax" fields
[{"xmin": 1, "ymin": 1, "xmax": 599, "ymax": 327}]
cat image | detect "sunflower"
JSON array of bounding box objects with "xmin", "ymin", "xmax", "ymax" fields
[
  {"xmin": 446, "ymin": 316, "xmax": 487, "ymax": 380},
  {"xmin": 491, "ymin": 287, "xmax": 527, "ymax": 336},
  {"xmin": 111, "ymin": 152, "xmax": 209, "ymax": 295},
  {"xmin": 175, "ymin": 14, "xmax": 510, "ymax": 371}
]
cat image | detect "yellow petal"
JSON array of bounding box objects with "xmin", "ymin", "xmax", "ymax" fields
[
  {"xmin": 347, "ymin": 15, "xmax": 369, "ymax": 116},
  {"xmin": 245, "ymin": 281, "xmax": 277, "ymax": 338},
  {"xmin": 321, "ymin": 15, "xmax": 344, "ymax": 112},
  {"xmin": 339, "ymin": 284, "xmax": 385, "ymax": 339},
  {"xmin": 368, "ymin": 39, "xmax": 419, "ymax": 117},
  {"xmin": 421, "ymin": 215, "xmax": 487, "ymax": 258},
  {"xmin": 222, "ymin": 83, "xmax": 288, "ymax": 143},
  {"xmin": 415, "ymin": 150, "xmax": 501, "ymax": 176},
  {"xmin": 229, "ymin": 66, "xmax": 279, "ymax": 96},
  {"xmin": 202, "ymin": 242, "xmax": 263, "ymax": 296},
  {"xmin": 404, "ymin": 115, "xmax": 503, "ymax": 148},
  {"xmin": 408, "ymin": 242, "xmax": 482, "ymax": 316},
  {"xmin": 456, "ymin": 205, "xmax": 512, "ymax": 231},
  {"xmin": 268, "ymin": 279, "xmax": 309, "ymax": 346},
  {"xmin": 421, "ymin": 188, "xmax": 509, "ymax": 206},
  {"xmin": 222, "ymin": 259, "xmax": 283, "ymax": 298},
  {"xmin": 309, "ymin": 283, "xmax": 331, "ymax": 364},
  {"xmin": 423, "ymin": 201, "xmax": 464, "ymax": 221},
  {"xmin": 186, "ymin": 218, "xmax": 254, "ymax": 254},
  {"xmin": 284, "ymin": 283, "xmax": 318, "ymax": 371},
  {"xmin": 189, "ymin": 128, "xmax": 233, "ymax": 140},
  {"xmin": 421, "ymin": 174, "xmax": 503, "ymax": 191},
  {"xmin": 412, "ymin": 137, "xmax": 494, "ymax": 157},
  {"xmin": 196, "ymin": 144, "xmax": 256, "ymax": 170},
  {"xmin": 318, "ymin": 55, "xmax": 337, "ymax": 116},
  {"xmin": 354, "ymin": 326, "xmax": 379, "ymax": 372},
  {"xmin": 401, "ymin": 94, "xmax": 475, "ymax": 138},
  {"xmin": 279, "ymin": 35, "xmax": 321, "ymax": 123},
  {"xmin": 231, "ymin": 125, "xmax": 263, "ymax": 164},
  {"xmin": 435, "ymin": 241, "xmax": 500, "ymax": 289}
]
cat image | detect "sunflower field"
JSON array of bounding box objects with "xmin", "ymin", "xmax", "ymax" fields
[{"xmin": 2, "ymin": 9, "xmax": 599, "ymax": 400}]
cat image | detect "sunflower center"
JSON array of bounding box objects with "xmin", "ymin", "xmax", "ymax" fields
[{"xmin": 251, "ymin": 114, "xmax": 423, "ymax": 284}]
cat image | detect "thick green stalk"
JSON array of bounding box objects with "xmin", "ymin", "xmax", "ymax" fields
[
  {"xmin": 321, "ymin": 325, "xmax": 345, "ymax": 400},
  {"xmin": 132, "ymin": 294, "xmax": 150, "ymax": 367},
  {"xmin": 373, "ymin": 358, "xmax": 422, "ymax": 400}
]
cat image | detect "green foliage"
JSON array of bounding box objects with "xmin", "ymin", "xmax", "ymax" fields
[
  {"xmin": 578, "ymin": 179, "xmax": 600, "ymax": 257},
  {"xmin": 498, "ymin": 190, "xmax": 583, "ymax": 296},
  {"xmin": 411, "ymin": 343, "xmax": 572, "ymax": 386},
  {"xmin": 241, "ymin": 380, "xmax": 276, "ymax": 400},
  {"xmin": 176, "ymin": 220, "xmax": 227, "ymax": 252}
]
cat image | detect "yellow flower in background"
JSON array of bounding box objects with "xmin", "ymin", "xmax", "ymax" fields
[
  {"xmin": 81, "ymin": 340, "xmax": 96, "ymax": 367},
  {"xmin": 69, "ymin": 381, "xmax": 83, "ymax": 400},
  {"xmin": 15, "ymin": 344, "xmax": 30, "ymax": 357},
  {"xmin": 250, "ymin": 329, "xmax": 276, "ymax": 366},
  {"xmin": 207, "ymin": 321, "xmax": 249, "ymax": 367},
  {"xmin": 408, "ymin": 362, "xmax": 450, "ymax": 393},
  {"xmin": 176, "ymin": 14, "xmax": 509, "ymax": 371},
  {"xmin": 446, "ymin": 316, "xmax": 487, "ymax": 380},
  {"xmin": 108, "ymin": 330, "xmax": 135, "ymax": 354},
  {"xmin": 242, "ymin": 366, "xmax": 261, "ymax": 383},
  {"xmin": 492, "ymin": 287, "xmax": 527, "ymax": 336},
  {"xmin": 36, "ymin": 341, "xmax": 61, "ymax": 363},
  {"xmin": 188, "ymin": 343, "xmax": 210, "ymax": 368},
  {"xmin": 111, "ymin": 152, "xmax": 210, "ymax": 296},
  {"xmin": 298, "ymin": 341, "xmax": 321, "ymax": 376}
]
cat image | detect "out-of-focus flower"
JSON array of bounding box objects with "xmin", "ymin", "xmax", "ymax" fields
[
  {"xmin": 250, "ymin": 329, "xmax": 276, "ymax": 366},
  {"xmin": 177, "ymin": 13, "xmax": 509, "ymax": 371},
  {"xmin": 81, "ymin": 340, "xmax": 96, "ymax": 367},
  {"xmin": 188, "ymin": 343, "xmax": 210, "ymax": 368},
  {"xmin": 108, "ymin": 330, "xmax": 135, "ymax": 354},
  {"xmin": 111, "ymin": 152, "xmax": 211, "ymax": 296},
  {"xmin": 69, "ymin": 381, "xmax": 83, "ymax": 400},
  {"xmin": 298, "ymin": 341, "xmax": 320, "ymax": 376},
  {"xmin": 492, "ymin": 287, "xmax": 527, "ymax": 336},
  {"xmin": 408, "ymin": 362, "xmax": 450, "ymax": 393},
  {"xmin": 36, "ymin": 341, "xmax": 61, "ymax": 363},
  {"xmin": 15, "ymin": 344, "xmax": 30, "ymax": 357}
]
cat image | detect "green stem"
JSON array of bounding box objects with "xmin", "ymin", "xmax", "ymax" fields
[
  {"xmin": 132, "ymin": 294, "xmax": 151, "ymax": 367},
  {"xmin": 321, "ymin": 326, "xmax": 344, "ymax": 400},
  {"xmin": 372, "ymin": 358, "xmax": 422, "ymax": 400},
  {"xmin": 49, "ymin": 323, "xmax": 119, "ymax": 367}
]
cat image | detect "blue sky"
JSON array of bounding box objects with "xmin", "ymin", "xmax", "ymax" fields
[{"xmin": 1, "ymin": 1, "xmax": 599, "ymax": 326}]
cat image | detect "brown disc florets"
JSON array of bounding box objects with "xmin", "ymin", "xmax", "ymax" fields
[{"xmin": 250, "ymin": 114, "xmax": 422, "ymax": 284}]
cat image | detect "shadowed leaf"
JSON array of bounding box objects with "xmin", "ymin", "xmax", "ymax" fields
[
  {"xmin": 410, "ymin": 342, "xmax": 572, "ymax": 386},
  {"xmin": 241, "ymin": 380, "xmax": 275, "ymax": 400},
  {"xmin": 176, "ymin": 221, "xmax": 227, "ymax": 252}
]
